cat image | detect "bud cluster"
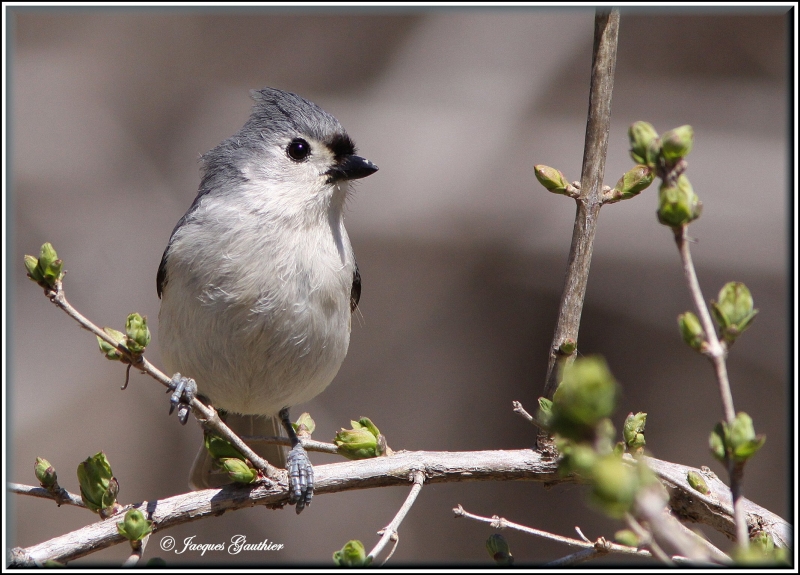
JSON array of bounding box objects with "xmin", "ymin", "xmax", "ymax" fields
[
  {"xmin": 333, "ymin": 539, "xmax": 370, "ymax": 567},
  {"xmin": 486, "ymin": 533, "xmax": 514, "ymax": 566},
  {"xmin": 711, "ymin": 282, "xmax": 758, "ymax": 346},
  {"xmin": 626, "ymin": 121, "xmax": 703, "ymax": 229},
  {"xmin": 535, "ymin": 357, "xmax": 658, "ymax": 519},
  {"xmin": 334, "ymin": 417, "xmax": 387, "ymax": 460},
  {"xmin": 117, "ymin": 509, "xmax": 153, "ymax": 550},
  {"xmin": 623, "ymin": 412, "xmax": 647, "ymax": 455},
  {"xmin": 203, "ymin": 432, "xmax": 259, "ymax": 484},
  {"xmin": 77, "ymin": 452, "xmax": 120, "ymax": 516},
  {"xmin": 97, "ymin": 313, "xmax": 151, "ymax": 361},
  {"xmin": 709, "ymin": 412, "xmax": 765, "ymax": 466},
  {"xmin": 24, "ymin": 243, "xmax": 64, "ymax": 288}
]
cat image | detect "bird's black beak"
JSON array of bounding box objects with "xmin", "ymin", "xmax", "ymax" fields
[{"xmin": 327, "ymin": 155, "xmax": 378, "ymax": 182}]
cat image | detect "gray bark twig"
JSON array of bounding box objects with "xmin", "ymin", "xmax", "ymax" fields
[
  {"xmin": 368, "ymin": 470, "xmax": 425, "ymax": 564},
  {"xmin": 542, "ymin": 9, "xmax": 620, "ymax": 401}
]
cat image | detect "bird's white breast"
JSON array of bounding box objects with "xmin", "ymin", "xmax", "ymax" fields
[{"xmin": 158, "ymin": 179, "xmax": 354, "ymax": 416}]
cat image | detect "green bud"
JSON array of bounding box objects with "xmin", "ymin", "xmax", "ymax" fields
[
  {"xmin": 623, "ymin": 412, "xmax": 647, "ymax": 452},
  {"xmin": 534, "ymin": 165, "xmax": 570, "ymax": 195},
  {"xmin": 661, "ymin": 125, "xmax": 694, "ymax": 163},
  {"xmin": 551, "ymin": 356, "xmax": 619, "ymax": 442},
  {"xmin": 334, "ymin": 418, "xmax": 382, "ymax": 460},
  {"xmin": 589, "ymin": 455, "xmax": 639, "ymax": 518},
  {"xmin": 687, "ymin": 470, "xmax": 710, "ymax": 495},
  {"xmin": 536, "ymin": 397, "xmax": 553, "ymax": 429},
  {"xmin": 709, "ymin": 414, "xmax": 765, "ymax": 465},
  {"xmin": 595, "ymin": 418, "xmax": 617, "ymax": 455},
  {"xmin": 27, "ymin": 243, "xmax": 64, "ymax": 287},
  {"xmin": 125, "ymin": 313, "xmax": 150, "ymax": 354},
  {"xmin": 558, "ymin": 338, "xmax": 577, "ymax": 355},
  {"xmin": 355, "ymin": 417, "xmax": 381, "ymax": 438},
  {"xmin": 145, "ymin": 558, "xmax": 168, "ymax": 567},
  {"xmin": 34, "ymin": 457, "xmax": 58, "ymax": 489},
  {"xmin": 117, "ymin": 509, "xmax": 153, "ymax": 546},
  {"xmin": 486, "ymin": 533, "xmax": 514, "ymax": 566},
  {"xmin": 292, "ymin": 412, "xmax": 316, "ymax": 435},
  {"xmin": 613, "ymin": 165, "xmax": 654, "ymax": 199},
  {"xmin": 24, "ymin": 254, "xmax": 44, "ymax": 282},
  {"xmin": 657, "ymin": 174, "xmax": 702, "ymax": 228},
  {"xmin": 97, "ymin": 327, "xmax": 126, "ymax": 361},
  {"xmin": 221, "ymin": 458, "xmax": 258, "ymax": 484},
  {"xmin": 711, "ymin": 282, "xmax": 758, "ymax": 345},
  {"xmin": 38, "ymin": 243, "xmax": 58, "ymax": 270},
  {"xmin": 709, "ymin": 421, "xmax": 728, "ymax": 463},
  {"xmin": 332, "ymin": 540, "xmax": 370, "ymax": 567},
  {"xmin": 678, "ymin": 312, "xmax": 706, "ymax": 351},
  {"xmin": 558, "ymin": 443, "xmax": 597, "ymax": 477},
  {"xmin": 42, "ymin": 259, "xmax": 64, "ymax": 286},
  {"xmin": 729, "ymin": 412, "xmax": 766, "ymax": 463},
  {"xmin": 614, "ymin": 529, "xmax": 640, "ymax": 548},
  {"xmin": 733, "ymin": 532, "xmax": 789, "ymax": 565},
  {"xmin": 204, "ymin": 432, "xmax": 247, "ymax": 462},
  {"xmin": 77, "ymin": 452, "xmax": 118, "ymax": 514},
  {"xmin": 628, "ymin": 122, "xmax": 661, "ymax": 167}
]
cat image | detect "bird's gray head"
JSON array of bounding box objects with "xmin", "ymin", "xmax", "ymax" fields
[{"xmin": 198, "ymin": 87, "xmax": 377, "ymax": 205}]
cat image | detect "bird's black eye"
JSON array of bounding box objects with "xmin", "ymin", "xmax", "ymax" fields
[{"xmin": 286, "ymin": 138, "xmax": 311, "ymax": 162}]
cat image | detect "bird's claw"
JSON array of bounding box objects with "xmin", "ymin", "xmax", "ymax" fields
[
  {"xmin": 286, "ymin": 443, "xmax": 314, "ymax": 514},
  {"xmin": 167, "ymin": 373, "xmax": 196, "ymax": 425}
]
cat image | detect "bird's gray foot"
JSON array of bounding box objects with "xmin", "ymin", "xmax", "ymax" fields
[
  {"xmin": 280, "ymin": 407, "xmax": 314, "ymax": 513},
  {"xmin": 167, "ymin": 373, "xmax": 197, "ymax": 425}
]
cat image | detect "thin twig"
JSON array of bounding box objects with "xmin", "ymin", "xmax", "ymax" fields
[
  {"xmin": 541, "ymin": 8, "xmax": 620, "ymax": 401},
  {"xmin": 674, "ymin": 230, "xmax": 735, "ymax": 422},
  {"xmin": 43, "ymin": 281, "xmax": 278, "ymax": 482},
  {"xmin": 368, "ymin": 470, "xmax": 425, "ymax": 565},
  {"xmin": 9, "ymin": 483, "xmax": 87, "ymax": 509},
  {"xmin": 453, "ymin": 505, "xmax": 689, "ymax": 563},
  {"xmin": 512, "ymin": 400, "xmax": 546, "ymax": 431},
  {"xmin": 512, "ymin": 400, "xmax": 534, "ymax": 424},
  {"xmin": 546, "ymin": 546, "xmax": 605, "ymax": 566},
  {"xmin": 239, "ymin": 435, "xmax": 340, "ymax": 455},
  {"xmin": 673, "ymin": 229, "xmax": 747, "ymax": 549},
  {"xmin": 625, "ymin": 513, "xmax": 673, "ymax": 565},
  {"xmin": 574, "ymin": 526, "xmax": 592, "ymax": 543},
  {"xmin": 670, "ymin": 516, "xmax": 732, "ymax": 564},
  {"xmin": 121, "ymin": 534, "xmax": 149, "ymax": 568},
  {"xmin": 633, "ymin": 485, "xmax": 715, "ymax": 564}
]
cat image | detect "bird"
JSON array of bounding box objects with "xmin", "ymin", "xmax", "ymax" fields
[{"xmin": 156, "ymin": 87, "xmax": 377, "ymax": 512}]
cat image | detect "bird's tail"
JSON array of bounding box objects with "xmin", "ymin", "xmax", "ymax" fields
[{"xmin": 189, "ymin": 413, "xmax": 287, "ymax": 490}]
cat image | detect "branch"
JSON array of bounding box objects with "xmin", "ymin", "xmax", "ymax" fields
[
  {"xmin": 674, "ymin": 229, "xmax": 748, "ymax": 549},
  {"xmin": 9, "ymin": 483, "xmax": 87, "ymax": 510},
  {"xmin": 10, "ymin": 448, "xmax": 789, "ymax": 566},
  {"xmin": 368, "ymin": 470, "xmax": 425, "ymax": 564},
  {"xmin": 453, "ymin": 505, "xmax": 696, "ymax": 565},
  {"xmin": 542, "ymin": 8, "xmax": 620, "ymax": 400},
  {"xmin": 674, "ymin": 230, "xmax": 735, "ymax": 422},
  {"xmin": 643, "ymin": 456, "xmax": 790, "ymax": 549},
  {"xmin": 42, "ymin": 280, "xmax": 279, "ymax": 481},
  {"xmin": 240, "ymin": 435, "xmax": 340, "ymax": 455},
  {"xmin": 9, "ymin": 449, "xmax": 560, "ymax": 566}
]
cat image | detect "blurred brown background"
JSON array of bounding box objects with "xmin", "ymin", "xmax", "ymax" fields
[{"xmin": 7, "ymin": 7, "xmax": 791, "ymax": 566}]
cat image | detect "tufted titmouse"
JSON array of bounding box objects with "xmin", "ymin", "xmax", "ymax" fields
[{"xmin": 156, "ymin": 87, "xmax": 377, "ymax": 512}]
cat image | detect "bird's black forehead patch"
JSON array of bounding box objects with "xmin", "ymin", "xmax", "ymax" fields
[{"xmin": 327, "ymin": 132, "xmax": 356, "ymax": 160}]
